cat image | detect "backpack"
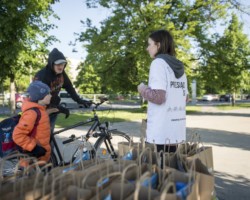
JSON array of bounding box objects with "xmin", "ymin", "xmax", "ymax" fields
[{"xmin": 0, "ymin": 108, "xmax": 41, "ymax": 157}]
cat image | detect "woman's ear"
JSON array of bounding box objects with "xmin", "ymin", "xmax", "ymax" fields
[{"xmin": 157, "ymin": 42, "xmax": 161, "ymax": 51}]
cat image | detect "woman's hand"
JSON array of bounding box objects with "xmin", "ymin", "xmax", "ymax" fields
[{"xmin": 138, "ymin": 82, "xmax": 147, "ymax": 94}]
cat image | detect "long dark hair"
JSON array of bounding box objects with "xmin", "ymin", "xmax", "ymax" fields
[{"xmin": 149, "ymin": 30, "xmax": 176, "ymax": 56}]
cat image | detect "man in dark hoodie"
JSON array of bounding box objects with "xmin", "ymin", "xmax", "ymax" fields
[
  {"xmin": 138, "ymin": 30, "xmax": 188, "ymax": 161},
  {"xmin": 34, "ymin": 48, "xmax": 91, "ymax": 133}
]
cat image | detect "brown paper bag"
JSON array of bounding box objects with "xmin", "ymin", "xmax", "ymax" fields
[
  {"xmin": 118, "ymin": 142, "xmax": 142, "ymax": 157},
  {"xmin": 196, "ymin": 171, "xmax": 214, "ymax": 200},
  {"xmin": 125, "ymin": 171, "xmax": 161, "ymax": 200},
  {"xmin": 118, "ymin": 141, "xmax": 155, "ymax": 160},
  {"xmin": 154, "ymin": 182, "xmax": 178, "ymax": 200},
  {"xmin": 187, "ymin": 146, "xmax": 213, "ymax": 173},
  {"xmin": 141, "ymin": 119, "xmax": 147, "ymax": 138},
  {"xmin": 186, "ymin": 158, "xmax": 215, "ymax": 200},
  {"xmin": 159, "ymin": 167, "xmax": 199, "ymax": 200}
]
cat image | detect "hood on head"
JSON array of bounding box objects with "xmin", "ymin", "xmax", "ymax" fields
[
  {"xmin": 47, "ymin": 48, "xmax": 67, "ymax": 71},
  {"xmin": 156, "ymin": 54, "xmax": 184, "ymax": 78}
]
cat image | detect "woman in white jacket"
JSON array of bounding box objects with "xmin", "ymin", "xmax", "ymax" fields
[{"xmin": 138, "ymin": 30, "xmax": 188, "ymax": 164}]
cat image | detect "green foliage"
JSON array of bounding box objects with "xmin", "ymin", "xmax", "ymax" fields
[
  {"xmin": 0, "ymin": 0, "xmax": 59, "ymax": 112},
  {"xmin": 77, "ymin": 0, "xmax": 249, "ymax": 94},
  {"xmin": 0, "ymin": 0, "xmax": 58, "ymax": 81},
  {"xmin": 74, "ymin": 62, "xmax": 102, "ymax": 93},
  {"xmin": 200, "ymin": 14, "xmax": 250, "ymax": 94}
]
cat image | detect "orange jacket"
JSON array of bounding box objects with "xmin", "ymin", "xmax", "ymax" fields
[{"xmin": 13, "ymin": 101, "xmax": 51, "ymax": 162}]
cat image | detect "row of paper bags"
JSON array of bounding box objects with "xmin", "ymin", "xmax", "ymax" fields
[{"xmin": 0, "ymin": 141, "xmax": 215, "ymax": 200}]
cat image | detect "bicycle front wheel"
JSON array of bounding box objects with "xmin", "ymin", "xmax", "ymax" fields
[
  {"xmin": 49, "ymin": 151, "xmax": 58, "ymax": 167},
  {"xmin": 94, "ymin": 130, "xmax": 131, "ymax": 160}
]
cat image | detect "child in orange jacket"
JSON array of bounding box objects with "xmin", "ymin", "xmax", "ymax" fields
[{"xmin": 13, "ymin": 81, "xmax": 52, "ymax": 163}]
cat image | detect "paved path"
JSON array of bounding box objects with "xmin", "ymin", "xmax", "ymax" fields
[
  {"xmin": 54, "ymin": 107, "xmax": 250, "ymax": 200},
  {"xmin": 186, "ymin": 107, "xmax": 250, "ymax": 200}
]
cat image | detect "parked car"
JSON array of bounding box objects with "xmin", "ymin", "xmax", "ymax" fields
[
  {"xmin": 131, "ymin": 95, "xmax": 141, "ymax": 101},
  {"xmin": 219, "ymin": 94, "xmax": 232, "ymax": 102},
  {"xmin": 202, "ymin": 94, "xmax": 218, "ymax": 101},
  {"xmin": 15, "ymin": 93, "xmax": 29, "ymax": 108},
  {"xmin": 246, "ymin": 94, "xmax": 250, "ymax": 100},
  {"xmin": 59, "ymin": 91, "xmax": 91, "ymax": 108}
]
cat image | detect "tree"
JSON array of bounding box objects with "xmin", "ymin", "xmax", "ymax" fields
[
  {"xmin": 74, "ymin": 62, "xmax": 102, "ymax": 93},
  {"xmin": 75, "ymin": 0, "xmax": 233, "ymax": 92},
  {"xmin": 200, "ymin": 14, "xmax": 250, "ymax": 105},
  {"xmin": 77, "ymin": 0, "xmax": 249, "ymax": 96},
  {"xmin": 0, "ymin": 0, "xmax": 58, "ymax": 113}
]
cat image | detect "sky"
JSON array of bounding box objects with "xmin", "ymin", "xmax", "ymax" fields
[
  {"xmin": 48, "ymin": 0, "xmax": 250, "ymax": 64},
  {"xmin": 48, "ymin": 0, "xmax": 110, "ymax": 63}
]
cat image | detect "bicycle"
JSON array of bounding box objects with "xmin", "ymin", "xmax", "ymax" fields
[
  {"xmin": 50, "ymin": 97, "xmax": 132, "ymax": 168},
  {"xmin": 0, "ymin": 98, "xmax": 131, "ymax": 181}
]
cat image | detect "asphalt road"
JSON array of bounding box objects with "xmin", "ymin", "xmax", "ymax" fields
[{"xmin": 186, "ymin": 108, "xmax": 250, "ymax": 200}]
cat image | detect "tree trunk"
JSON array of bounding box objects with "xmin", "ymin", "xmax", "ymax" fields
[
  {"xmin": 10, "ymin": 74, "xmax": 16, "ymax": 114},
  {"xmin": 231, "ymin": 92, "xmax": 235, "ymax": 107}
]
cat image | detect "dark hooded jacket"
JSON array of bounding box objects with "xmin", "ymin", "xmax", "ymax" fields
[
  {"xmin": 156, "ymin": 54, "xmax": 184, "ymax": 79},
  {"xmin": 34, "ymin": 48, "xmax": 82, "ymax": 108}
]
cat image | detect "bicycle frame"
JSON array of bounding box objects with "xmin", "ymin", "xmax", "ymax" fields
[
  {"xmin": 51, "ymin": 116, "xmax": 100, "ymax": 165},
  {"xmin": 50, "ymin": 99, "xmax": 109, "ymax": 166}
]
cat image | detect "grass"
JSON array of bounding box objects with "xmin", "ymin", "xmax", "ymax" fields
[
  {"xmin": 55, "ymin": 108, "xmax": 147, "ymax": 128},
  {"xmin": 55, "ymin": 106, "xmax": 201, "ymax": 128},
  {"xmin": 0, "ymin": 103, "xmax": 249, "ymax": 128},
  {"xmin": 216, "ymin": 103, "xmax": 250, "ymax": 110},
  {"xmin": 186, "ymin": 105, "xmax": 201, "ymax": 113}
]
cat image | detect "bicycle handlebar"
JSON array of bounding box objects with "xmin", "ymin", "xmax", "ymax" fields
[
  {"xmin": 61, "ymin": 97, "xmax": 109, "ymax": 145},
  {"xmin": 91, "ymin": 97, "xmax": 108, "ymax": 109},
  {"xmin": 62, "ymin": 134, "xmax": 81, "ymax": 144}
]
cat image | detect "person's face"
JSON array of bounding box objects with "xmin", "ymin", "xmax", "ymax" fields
[
  {"xmin": 54, "ymin": 63, "xmax": 66, "ymax": 74},
  {"xmin": 147, "ymin": 38, "xmax": 160, "ymax": 58},
  {"xmin": 40, "ymin": 93, "xmax": 52, "ymax": 105}
]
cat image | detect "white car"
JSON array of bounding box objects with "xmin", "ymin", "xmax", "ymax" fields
[
  {"xmin": 202, "ymin": 94, "xmax": 219, "ymax": 101},
  {"xmin": 59, "ymin": 91, "xmax": 91, "ymax": 108}
]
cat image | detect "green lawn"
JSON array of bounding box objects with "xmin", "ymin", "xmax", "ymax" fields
[
  {"xmin": 55, "ymin": 108, "xmax": 147, "ymax": 128},
  {"xmin": 56, "ymin": 106, "xmax": 201, "ymax": 128},
  {"xmin": 0, "ymin": 103, "xmax": 249, "ymax": 128},
  {"xmin": 216, "ymin": 103, "xmax": 250, "ymax": 110}
]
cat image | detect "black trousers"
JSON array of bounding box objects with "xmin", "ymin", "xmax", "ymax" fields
[
  {"xmin": 146, "ymin": 142, "xmax": 177, "ymax": 169},
  {"xmin": 156, "ymin": 144, "xmax": 177, "ymax": 153}
]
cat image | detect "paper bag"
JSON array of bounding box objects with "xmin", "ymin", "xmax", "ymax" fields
[
  {"xmin": 187, "ymin": 146, "xmax": 213, "ymax": 173},
  {"xmin": 187, "ymin": 158, "xmax": 215, "ymax": 200},
  {"xmin": 141, "ymin": 119, "xmax": 147, "ymax": 138}
]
